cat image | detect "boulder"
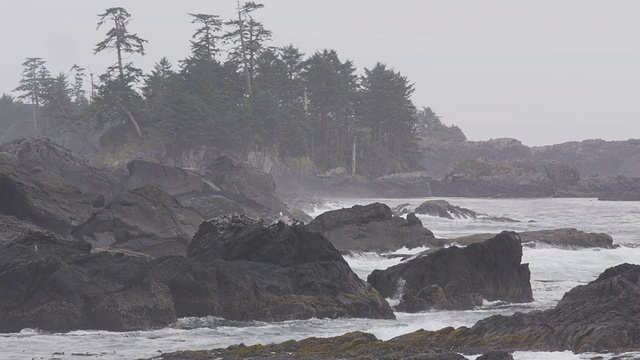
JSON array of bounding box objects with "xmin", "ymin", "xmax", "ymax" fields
[
  {"xmin": 394, "ymin": 200, "xmax": 519, "ymax": 222},
  {"xmin": 125, "ymin": 159, "xmax": 214, "ymax": 196},
  {"xmin": 0, "ymin": 154, "xmax": 102, "ymax": 235},
  {"xmin": 150, "ymin": 214, "xmax": 395, "ymax": 322},
  {"xmin": 72, "ymin": 185, "xmax": 204, "ymax": 257},
  {"xmin": 449, "ymin": 228, "xmax": 616, "ymax": 249},
  {"xmin": 0, "ymin": 137, "xmax": 123, "ymax": 198},
  {"xmin": 0, "ymin": 229, "xmax": 176, "ymax": 333},
  {"xmin": 306, "ymin": 203, "xmax": 436, "ymax": 252},
  {"xmin": 204, "ymin": 155, "xmax": 294, "ymax": 221},
  {"xmin": 386, "ymin": 263, "xmax": 640, "ymax": 353},
  {"xmin": 368, "ymin": 231, "xmax": 533, "ymax": 311}
]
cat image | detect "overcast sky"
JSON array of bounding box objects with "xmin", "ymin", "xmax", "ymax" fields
[{"xmin": 1, "ymin": 0, "xmax": 638, "ymax": 146}]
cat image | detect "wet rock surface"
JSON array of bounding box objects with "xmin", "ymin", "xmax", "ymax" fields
[
  {"xmin": 154, "ymin": 260, "xmax": 640, "ymax": 357},
  {"xmin": 0, "ymin": 153, "xmax": 103, "ymax": 236},
  {"xmin": 368, "ymin": 231, "xmax": 533, "ymax": 311},
  {"xmin": 394, "ymin": 200, "xmax": 519, "ymax": 222},
  {"xmin": 384, "ymin": 263, "xmax": 640, "ymax": 353},
  {"xmin": 0, "ymin": 229, "xmax": 176, "ymax": 333},
  {"xmin": 448, "ymin": 228, "xmax": 616, "ymax": 249},
  {"xmin": 151, "ymin": 214, "xmax": 395, "ymax": 322},
  {"xmin": 306, "ymin": 203, "xmax": 436, "ymax": 252},
  {"xmin": 0, "ymin": 137, "xmax": 123, "ymax": 198},
  {"xmin": 72, "ymin": 185, "xmax": 204, "ymax": 258},
  {"xmin": 0, "ymin": 214, "xmax": 394, "ymax": 333},
  {"xmin": 155, "ymin": 331, "xmax": 519, "ymax": 360}
]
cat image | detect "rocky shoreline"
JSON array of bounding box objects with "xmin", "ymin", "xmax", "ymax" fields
[{"xmin": 1, "ymin": 137, "xmax": 639, "ymax": 359}]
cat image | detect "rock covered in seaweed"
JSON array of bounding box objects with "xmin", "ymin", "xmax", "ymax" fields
[
  {"xmin": 368, "ymin": 231, "xmax": 533, "ymax": 311},
  {"xmin": 383, "ymin": 263, "xmax": 640, "ymax": 354}
]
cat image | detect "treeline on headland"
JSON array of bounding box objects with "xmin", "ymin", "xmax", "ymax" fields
[{"xmin": 0, "ymin": 3, "xmax": 465, "ymax": 177}]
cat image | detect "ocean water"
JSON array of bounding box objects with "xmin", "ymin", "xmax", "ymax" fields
[{"xmin": 1, "ymin": 197, "xmax": 639, "ymax": 360}]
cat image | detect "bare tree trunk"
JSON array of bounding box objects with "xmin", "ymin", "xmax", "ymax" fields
[
  {"xmin": 117, "ymin": 101, "xmax": 144, "ymax": 139},
  {"xmin": 237, "ymin": 1, "xmax": 252, "ymax": 96},
  {"xmin": 352, "ymin": 135, "xmax": 357, "ymax": 176},
  {"xmin": 31, "ymin": 103, "xmax": 38, "ymax": 136}
]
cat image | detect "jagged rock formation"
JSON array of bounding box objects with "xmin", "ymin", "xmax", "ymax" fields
[
  {"xmin": 72, "ymin": 185, "xmax": 204, "ymax": 257},
  {"xmin": 0, "ymin": 137, "xmax": 122, "ymax": 198},
  {"xmin": 0, "ymin": 214, "xmax": 394, "ymax": 333},
  {"xmin": 157, "ymin": 261, "xmax": 640, "ymax": 358},
  {"xmin": 0, "ymin": 152, "xmax": 103, "ymax": 236},
  {"xmin": 385, "ymin": 263, "xmax": 640, "ymax": 353},
  {"xmin": 0, "ymin": 229, "xmax": 176, "ymax": 333},
  {"xmin": 368, "ymin": 231, "xmax": 533, "ymax": 311},
  {"xmin": 306, "ymin": 203, "xmax": 436, "ymax": 252},
  {"xmin": 129, "ymin": 155, "xmax": 308, "ymax": 223},
  {"xmin": 448, "ymin": 228, "xmax": 616, "ymax": 249},
  {"xmin": 151, "ymin": 214, "xmax": 395, "ymax": 322}
]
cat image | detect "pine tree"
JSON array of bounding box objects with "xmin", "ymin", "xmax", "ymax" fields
[
  {"xmin": 94, "ymin": 7, "xmax": 147, "ymax": 139},
  {"xmin": 224, "ymin": 1, "xmax": 272, "ymax": 96},
  {"xmin": 13, "ymin": 57, "xmax": 50, "ymax": 135}
]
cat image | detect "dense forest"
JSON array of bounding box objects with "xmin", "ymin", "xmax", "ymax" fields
[{"xmin": 0, "ymin": 3, "xmax": 465, "ymax": 177}]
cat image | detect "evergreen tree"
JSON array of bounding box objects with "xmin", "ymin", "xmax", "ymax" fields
[
  {"xmin": 302, "ymin": 50, "xmax": 357, "ymax": 169},
  {"xmin": 94, "ymin": 7, "xmax": 147, "ymax": 79},
  {"xmin": 41, "ymin": 72, "xmax": 73, "ymax": 121},
  {"xmin": 70, "ymin": 64, "xmax": 89, "ymax": 106},
  {"xmin": 224, "ymin": 1, "xmax": 272, "ymax": 96},
  {"xmin": 357, "ymin": 63, "xmax": 418, "ymax": 174},
  {"xmin": 415, "ymin": 107, "xmax": 466, "ymax": 143},
  {"xmin": 13, "ymin": 57, "xmax": 50, "ymax": 135},
  {"xmin": 94, "ymin": 7, "xmax": 147, "ymax": 139},
  {"xmin": 188, "ymin": 13, "xmax": 223, "ymax": 62}
]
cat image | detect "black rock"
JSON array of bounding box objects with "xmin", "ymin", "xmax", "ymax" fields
[
  {"xmin": 151, "ymin": 214, "xmax": 395, "ymax": 322},
  {"xmin": 306, "ymin": 203, "xmax": 436, "ymax": 252},
  {"xmin": 0, "ymin": 229, "xmax": 176, "ymax": 333},
  {"xmin": 368, "ymin": 231, "xmax": 533, "ymax": 311},
  {"xmin": 72, "ymin": 185, "xmax": 204, "ymax": 257}
]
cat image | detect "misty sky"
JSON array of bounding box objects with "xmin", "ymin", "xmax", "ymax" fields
[{"xmin": 1, "ymin": 0, "xmax": 638, "ymax": 146}]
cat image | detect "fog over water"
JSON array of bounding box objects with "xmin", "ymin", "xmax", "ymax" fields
[{"xmin": 1, "ymin": 0, "xmax": 639, "ymax": 145}]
